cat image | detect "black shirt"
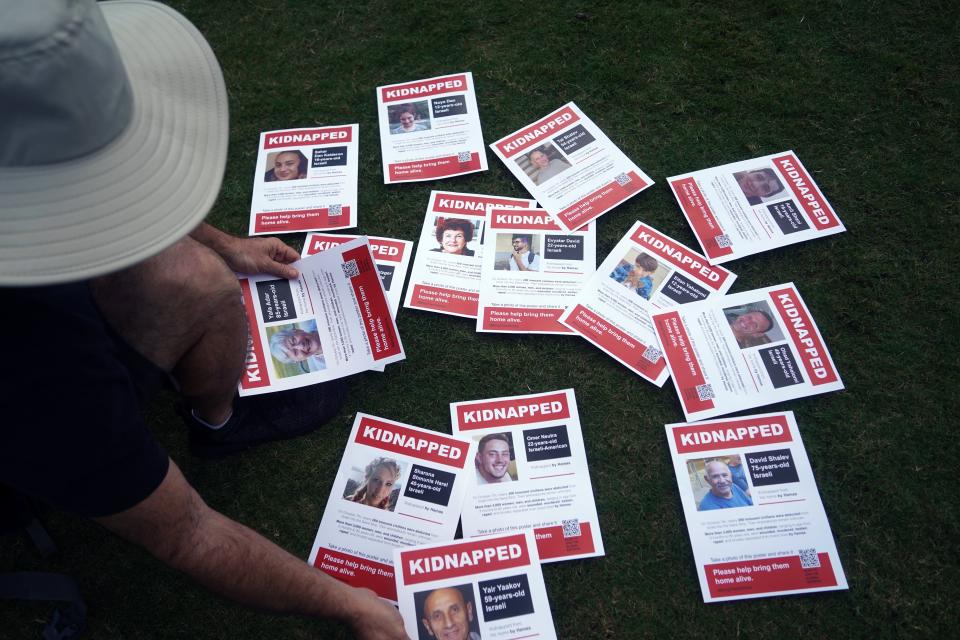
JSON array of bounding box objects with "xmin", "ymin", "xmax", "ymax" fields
[{"xmin": 0, "ymin": 283, "xmax": 169, "ymax": 517}]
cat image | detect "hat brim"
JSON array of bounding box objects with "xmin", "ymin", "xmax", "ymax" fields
[{"xmin": 0, "ymin": 0, "xmax": 228, "ymax": 286}]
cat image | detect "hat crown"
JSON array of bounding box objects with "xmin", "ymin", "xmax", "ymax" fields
[{"xmin": 0, "ymin": 0, "xmax": 133, "ymax": 166}]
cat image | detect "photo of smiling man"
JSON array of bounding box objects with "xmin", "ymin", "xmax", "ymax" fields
[
  {"xmin": 474, "ymin": 433, "xmax": 517, "ymax": 484},
  {"xmin": 265, "ymin": 319, "xmax": 326, "ymax": 377},
  {"xmin": 724, "ymin": 301, "xmax": 782, "ymax": 349},
  {"xmin": 415, "ymin": 584, "xmax": 481, "ymax": 640},
  {"xmin": 515, "ymin": 142, "xmax": 571, "ymax": 186},
  {"xmin": 690, "ymin": 458, "xmax": 753, "ymax": 511}
]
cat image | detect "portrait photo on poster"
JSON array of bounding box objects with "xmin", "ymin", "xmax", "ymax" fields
[
  {"xmin": 687, "ymin": 455, "xmax": 754, "ymax": 512},
  {"xmin": 609, "ymin": 249, "xmax": 668, "ymax": 301},
  {"xmin": 265, "ymin": 319, "xmax": 326, "ymax": 377},
  {"xmin": 473, "ymin": 432, "xmax": 518, "ymax": 484},
  {"xmin": 414, "ymin": 583, "xmax": 482, "ymax": 640},
  {"xmin": 342, "ymin": 456, "xmax": 407, "ymax": 512},
  {"xmin": 723, "ymin": 301, "xmax": 784, "ymax": 350},
  {"xmin": 389, "ymin": 101, "xmax": 432, "ymax": 135},
  {"xmin": 732, "ymin": 167, "xmax": 787, "ymax": 205},
  {"xmin": 515, "ymin": 142, "xmax": 572, "ymax": 186},
  {"xmin": 430, "ymin": 216, "xmax": 481, "ymax": 257},
  {"xmin": 494, "ymin": 233, "xmax": 541, "ymax": 272},
  {"xmin": 264, "ymin": 149, "xmax": 308, "ymax": 182}
]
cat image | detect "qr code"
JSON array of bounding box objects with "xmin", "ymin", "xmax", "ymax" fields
[
  {"xmin": 328, "ymin": 204, "xmax": 343, "ymax": 217},
  {"xmin": 561, "ymin": 518, "xmax": 581, "ymax": 539},
  {"xmin": 799, "ymin": 548, "xmax": 820, "ymax": 569},
  {"xmin": 715, "ymin": 234, "xmax": 732, "ymax": 248},
  {"xmin": 696, "ymin": 383, "xmax": 715, "ymax": 401},
  {"xmin": 615, "ymin": 172, "xmax": 631, "ymax": 186},
  {"xmin": 341, "ymin": 259, "xmax": 359, "ymax": 278},
  {"xmin": 642, "ymin": 345, "xmax": 662, "ymax": 363},
  {"xmin": 457, "ymin": 151, "xmax": 471, "ymax": 163}
]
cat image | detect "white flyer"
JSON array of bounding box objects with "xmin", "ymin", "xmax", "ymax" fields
[
  {"xmin": 651, "ymin": 283, "xmax": 843, "ymax": 421},
  {"xmin": 668, "ymin": 151, "xmax": 845, "ymax": 264},
  {"xmin": 559, "ymin": 221, "xmax": 736, "ymax": 387},
  {"xmin": 476, "ymin": 207, "xmax": 596, "ymax": 334},
  {"xmin": 450, "ymin": 389, "xmax": 604, "ymax": 563},
  {"xmin": 377, "ymin": 72, "xmax": 487, "ymax": 183},
  {"xmin": 666, "ymin": 411, "xmax": 847, "ymax": 602},
  {"xmin": 302, "ymin": 233, "xmax": 413, "ymax": 318},
  {"xmin": 248, "ymin": 125, "xmax": 359, "ymax": 235},
  {"xmin": 307, "ymin": 413, "xmax": 476, "ymax": 603},
  {"xmin": 237, "ymin": 238, "xmax": 404, "ymax": 396},
  {"xmin": 395, "ymin": 531, "xmax": 558, "ymax": 640},
  {"xmin": 302, "ymin": 233, "xmax": 412, "ymax": 374},
  {"xmin": 489, "ymin": 102, "xmax": 654, "ymax": 231},
  {"xmin": 403, "ymin": 191, "xmax": 537, "ymax": 318}
]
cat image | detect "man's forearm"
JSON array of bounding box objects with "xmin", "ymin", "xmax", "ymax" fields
[
  {"xmin": 97, "ymin": 461, "xmax": 359, "ymax": 623},
  {"xmin": 176, "ymin": 502, "xmax": 358, "ymax": 618},
  {"xmin": 190, "ymin": 222, "xmax": 236, "ymax": 257}
]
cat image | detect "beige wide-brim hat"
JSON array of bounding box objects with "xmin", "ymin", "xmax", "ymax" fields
[{"xmin": 0, "ymin": 0, "xmax": 228, "ymax": 286}]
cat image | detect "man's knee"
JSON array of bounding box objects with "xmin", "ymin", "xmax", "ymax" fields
[
  {"xmin": 91, "ymin": 236, "xmax": 245, "ymax": 372},
  {"xmin": 149, "ymin": 238, "xmax": 241, "ymax": 309}
]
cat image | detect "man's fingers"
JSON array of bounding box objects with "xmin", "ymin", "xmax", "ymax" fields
[
  {"xmin": 273, "ymin": 241, "xmax": 300, "ymax": 264},
  {"xmin": 272, "ymin": 262, "xmax": 299, "ymax": 280}
]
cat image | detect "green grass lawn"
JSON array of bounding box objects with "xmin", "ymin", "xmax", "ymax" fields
[{"xmin": 2, "ymin": 0, "xmax": 958, "ymax": 637}]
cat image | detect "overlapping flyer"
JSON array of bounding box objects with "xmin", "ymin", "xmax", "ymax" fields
[
  {"xmin": 395, "ymin": 532, "xmax": 558, "ymax": 640},
  {"xmin": 477, "ymin": 207, "xmax": 596, "ymax": 334},
  {"xmin": 302, "ymin": 233, "xmax": 413, "ymax": 317},
  {"xmin": 248, "ymin": 125, "xmax": 358, "ymax": 235},
  {"xmin": 377, "ymin": 72, "xmax": 487, "ymax": 183},
  {"xmin": 403, "ymin": 191, "xmax": 537, "ymax": 318},
  {"xmin": 450, "ymin": 390, "xmax": 604, "ymax": 562},
  {"xmin": 651, "ymin": 283, "xmax": 843, "ymax": 421},
  {"xmin": 668, "ymin": 151, "xmax": 845, "ymax": 264},
  {"xmin": 665, "ymin": 411, "xmax": 847, "ymax": 602},
  {"xmin": 307, "ymin": 413, "xmax": 476, "ymax": 602},
  {"xmin": 238, "ymin": 238, "xmax": 403, "ymax": 396},
  {"xmin": 559, "ymin": 221, "xmax": 736, "ymax": 387},
  {"xmin": 490, "ymin": 102, "xmax": 653, "ymax": 231},
  {"xmin": 302, "ymin": 233, "xmax": 412, "ymax": 374}
]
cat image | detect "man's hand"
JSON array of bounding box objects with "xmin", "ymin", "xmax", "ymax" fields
[
  {"xmin": 345, "ymin": 588, "xmax": 410, "ymax": 640},
  {"xmin": 190, "ymin": 223, "xmax": 300, "ymax": 279},
  {"xmin": 218, "ymin": 236, "xmax": 300, "ymax": 279}
]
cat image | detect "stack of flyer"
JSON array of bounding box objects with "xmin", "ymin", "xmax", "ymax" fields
[
  {"xmin": 302, "ymin": 232, "xmax": 413, "ymax": 319},
  {"xmin": 307, "ymin": 390, "xmax": 602, "ymax": 639},
  {"xmin": 560, "ymin": 221, "xmax": 736, "ymax": 386},
  {"xmin": 403, "ymin": 191, "xmax": 537, "ymax": 318},
  {"xmin": 238, "ymin": 238, "xmax": 404, "ymax": 396},
  {"xmin": 308, "ymin": 414, "xmax": 475, "ymax": 602},
  {"xmin": 651, "ymin": 283, "xmax": 844, "ymax": 421},
  {"xmin": 477, "ymin": 208, "xmax": 596, "ymax": 334},
  {"xmin": 240, "ymin": 72, "xmax": 854, "ymax": 622},
  {"xmin": 450, "ymin": 390, "xmax": 604, "ymax": 562},
  {"xmin": 395, "ymin": 532, "xmax": 558, "ymax": 640}
]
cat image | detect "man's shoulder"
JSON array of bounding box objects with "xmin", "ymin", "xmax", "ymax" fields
[{"xmin": 698, "ymin": 492, "xmax": 721, "ymax": 510}]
